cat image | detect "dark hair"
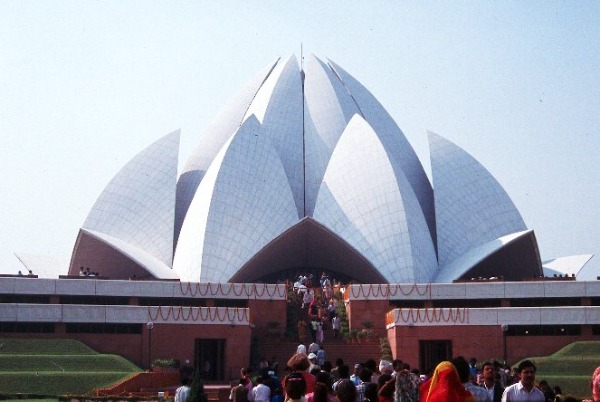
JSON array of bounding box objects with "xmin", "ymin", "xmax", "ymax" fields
[
  {"xmin": 358, "ymin": 368, "xmax": 373, "ymax": 383},
  {"xmin": 310, "ymin": 367, "xmax": 321, "ymax": 376},
  {"xmin": 517, "ymin": 360, "xmax": 536, "ymax": 373},
  {"xmin": 338, "ymin": 364, "xmax": 350, "ymax": 379},
  {"xmin": 336, "ymin": 358, "xmax": 344, "ymax": 367},
  {"xmin": 322, "ymin": 361, "xmax": 333, "ymax": 372},
  {"xmin": 313, "ymin": 372, "xmax": 332, "ymax": 402},
  {"xmin": 392, "ymin": 359, "xmax": 403, "ymax": 371},
  {"xmin": 335, "ymin": 379, "xmax": 356, "ymax": 402},
  {"xmin": 363, "ymin": 359, "xmax": 377, "ymax": 373},
  {"xmin": 451, "ymin": 356, "xmax": 470, "ymax": 383},
  {"xmin": 285, "ymin": 372, "xmax": 307, "ymax": 399},
  {"xmin": 481, "ymin": 360, "xmax": 494, "ymax": 370}
]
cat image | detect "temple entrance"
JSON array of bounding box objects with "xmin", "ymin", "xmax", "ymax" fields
[
  {"xmin": 230, "ymin": 218, "xmax": 386, "ymax": 284},
  {"xmin": 419, "ymin": 340, "xmax": 452, "ymax": 371},
  {"xmin": 194, "ymin": 339, "xmax": 225, "ymax": 381}
]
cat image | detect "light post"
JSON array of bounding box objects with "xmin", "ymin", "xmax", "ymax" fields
[
  {"xmin": 147, "ymin": 321, "xmax": 154, "ymax": 370},
  {"xmin": 501, "ymin": 324, "xmax": 509, "ymax": 364}
]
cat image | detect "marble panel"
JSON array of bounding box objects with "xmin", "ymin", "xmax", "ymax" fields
[
  {"xmin": 14, "ymin": 278, "xmax": 56, "ymax": 295},
  {"xmin": 95, "ymin": 280, "xmax": 141, "ymax": 296},
  {"xmin": 584, "ymin": 306, "xmax": 600, "ymax": 324},
  {"xmin": 497, "ymin": 307, "xmax": 541, "ymax": 325},
  {"xmin": 0, "ymin": 304, "xmax": 18, "ymax": 320},
  {"xmin": 0, "ymin": 278, "xmax": 15, "ymax": 294},
  {"xmin": 430, "ymin": 283, "xmax": 467, "ymax": 299},
  {"xmin": 55, "ymin": 279, "xmax": 97, "ymax": 295},
  {"xmin": 62, "ymin": 305, "xmax": 106, "ymax": 323},
  {"xmin": 466, "ymin": 308, "xmax": 500, "ymax": 325},
  {"xmin": 543, "ymin": 281, "xmax": 586, "ymax": 297},
  {"xmin": 504, "ymin": 282, "xmax": 545, "ymax": 298},
  {"xmin": 539, "ymin": 307, "xmax": 586, "ymax": 324},
  {"xmin": 585, "ymin": 281, "xmax": 600, "ymax": 296},
  {"xmin": 464, "ymin": 282, "xmax": 505, "ymax": 299},
  {"xmin": 106, "ymin": 305, "xmax": 148, "ymax": 324},
  {"xmin": 139, "ymin": 281, "xmax": 177, "ymax": 298},
  {"xmin": 387, "ymin": 283, "xmax": 433, "ymax": 300},
  {"xmin": 17, "ymin": 305, "xmax": 62, "ymax": 321}
]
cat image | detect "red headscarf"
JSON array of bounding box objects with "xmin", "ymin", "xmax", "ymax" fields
[
  {"xmin": 420, "ymin": 361, "xmax": 475, "ymax": 402},
  {"xmin": 592, "ymin": 365, "xmax": 600, "ymax": 401}
]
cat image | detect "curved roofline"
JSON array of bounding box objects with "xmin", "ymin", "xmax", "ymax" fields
[
  {"xmin": 230, "ymin": 216, "xmax": 387, "ymax": 284},
  {"xmin": 435, "ymin": 230, "xmax": 540, "ymax": 282},
  {"xmin": 77, "ymin": 228, "xmax": 178, "ymax": 279},
  {"xmin": 543, "ymin": 254, "xmax": 594, "ymax": 277}
]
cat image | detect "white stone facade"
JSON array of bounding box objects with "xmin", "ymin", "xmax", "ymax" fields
[{"xmin": 69, "ymin": 54, "xmax": 589, "ymax": 283}]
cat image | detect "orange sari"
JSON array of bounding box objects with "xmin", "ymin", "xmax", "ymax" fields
[{"xmin": 420, "ymin": 361, "xmax": 475, "ymax": 402}]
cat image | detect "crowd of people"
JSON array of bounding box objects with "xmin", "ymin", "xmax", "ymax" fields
[
  {"xmin": 79, "ymin": 266, "xmax": 102, "ymax": 276},
  {"xmin": 204, "ymin": 270, "xmax": 599, "ymax": 402},
  {"xmin": 294, "ymin": 272, "xmax": 344, "ymax": 344},
  {"xmin": 222, "ymin": 350, "xmax": 600, "ymax": 402}
]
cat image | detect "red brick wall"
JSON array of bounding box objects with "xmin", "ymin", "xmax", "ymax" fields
[
  {"xmin": 144, "ymin": 324, "xmax": 252, "ymax": 380},
  {"xmin": 248, "ymin": 299, "xmax": 287, "ymax": 336},
  {"xmin": 96, "ymin": 372, "xmax": 180, "ymax": 396},
  {"xmin": 389, "ymin": 325, "xmax": 598, "ymax": 370},
  {"xmin": 346, "ymin": 299, "xmax": 390, "ymax": 336}
]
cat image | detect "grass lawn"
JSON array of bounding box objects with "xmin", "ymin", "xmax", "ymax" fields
[
  {"xmin": 0, "ymin": 338, "xmax": 142, "ymax": 396},
  {"xmin": 525, "ymin": 341, "xmax": 599, "ymax": 399}
]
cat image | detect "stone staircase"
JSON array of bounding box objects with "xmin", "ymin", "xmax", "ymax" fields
[{"xmin": 255, "ymin": 294, "xmax": 385, "ymax": 375}]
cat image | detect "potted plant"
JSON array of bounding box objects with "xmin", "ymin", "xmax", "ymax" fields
[
  {"xmin": 349, "ymin": 328, "xmax": 360, "ymax": 343},
  {"xmin": 152, "ymin": 358, "xmax": 180, "ymax": 373}
]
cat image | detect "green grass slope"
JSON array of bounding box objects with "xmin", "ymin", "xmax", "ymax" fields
[
  {"xmin": 524, "ymin": 341, "xmax": 600, "ymax": 399},
  {"xmin": 0, "ymin": 339, "xmax": 142, "ymax": 396},
  {"xmin": 0, "ymin": 339, "xmax": 97, "ymax": 355}
]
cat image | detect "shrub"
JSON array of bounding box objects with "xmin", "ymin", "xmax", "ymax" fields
[{"xmin": 152, "ymin": 358, "xmax": 180, "ymax": 368}]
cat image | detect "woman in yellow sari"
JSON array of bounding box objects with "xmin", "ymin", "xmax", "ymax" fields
[{"xmin": 419, "ymin": 361, "xmax": 474, "ymax": 402}]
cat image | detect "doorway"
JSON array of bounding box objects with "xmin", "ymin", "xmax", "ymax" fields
[
  {"xmin": 419, "ymin": 340, "xmax": 452, "ymax": 372},
  {"xmin": 195, "ymin": 339, "xmax": 225, "ymax": 381}
]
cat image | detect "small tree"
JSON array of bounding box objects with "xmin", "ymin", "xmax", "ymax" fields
[
  {"xmin": 335, "ymin": 298, "xmax": 350, "ymax": 339},
  {"xmin": 380, "ymin": 337, "xmax": 393, "ymax": 361},
  {"xmin": 187, "ymin": 368, "xmax": 208, "ymax": 402}
]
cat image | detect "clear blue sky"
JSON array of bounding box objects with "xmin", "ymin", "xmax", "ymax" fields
[{"xmin": 1, "ymin": 1, "xmax": 598, "ymax": 277}]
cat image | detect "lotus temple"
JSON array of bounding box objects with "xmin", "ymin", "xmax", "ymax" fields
[{"xmin": 2, "ymin": 55, "xmax": 598, "ymax": 383}]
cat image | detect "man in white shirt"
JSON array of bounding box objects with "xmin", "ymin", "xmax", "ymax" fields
[
  {"xmin": 252, "ymin": 375, "xmax": 271, "ymax": 402},
  {"xmin": 501, "ymin": 360, "xmax": 544, "ymax": 401},
  {"xmin": 174, "ymin": 378, "xmax": 190, "ymax": 402},
  {"xmin": 332, "ymin": 315, "xmax": 341, "ymax": 338},
  {"xmin": 481, "ymin": 361, "xmax": 504, "ymax": 402}
]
